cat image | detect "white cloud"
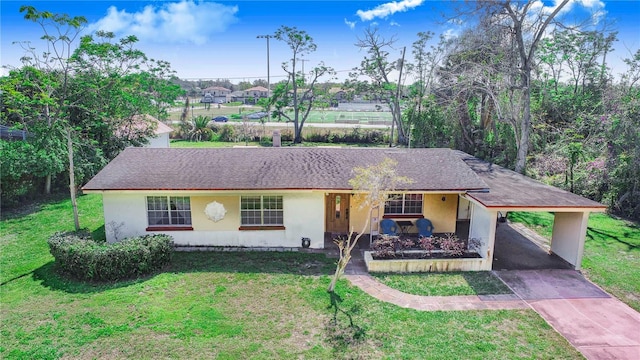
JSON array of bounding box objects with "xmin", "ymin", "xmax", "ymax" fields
[
  {"xmin": 442, "ymin": 28, "xmax": 460, "ymax": 41},
  {"xmin": 390, "ymin": 21, "xmax": 400, "ymax": 27},
  {"xmin": 88, "ymin": 1, "xmax": 238, "ymax": 45},
  {"xmin": 356, "ymin": 0, "xmax": 424, "ymax": 21},
  {"xmin": 344, "ymin": 18, "xmax": 356, "ymax": 30}
]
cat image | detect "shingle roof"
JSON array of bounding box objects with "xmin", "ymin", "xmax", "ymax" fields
[
  {"xmin": 455, "ymin": 151, "xmax": 606, "ymax": 209},
  {"xmin": 82, "ymin": 147, "xmax": 489, "ymax": 192}
]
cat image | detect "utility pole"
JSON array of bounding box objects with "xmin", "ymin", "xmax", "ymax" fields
[
  {"xmin": 257, "ymin": 34, "xmax": 272, "ymax": 117},
  {"xmin": 300, "ymin": 58, "xmax": 310, "ymax": 83}
]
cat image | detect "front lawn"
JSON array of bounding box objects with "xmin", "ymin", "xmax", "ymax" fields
[
  {"xmin": 508, "ymin": 211, "xmax": 640, "ymax": 311},
  {"xmin": 0, "ymin": 195, "xmax": 582, "ymax": 359},
  {"xmin": 371, "ymin": 272, "xmax": 513, "ymax": 296}
]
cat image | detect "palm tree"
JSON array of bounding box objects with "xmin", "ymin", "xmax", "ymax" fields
[{"xmin": 188, "ymin": 115, "xmax": 212, "ymax": 142}]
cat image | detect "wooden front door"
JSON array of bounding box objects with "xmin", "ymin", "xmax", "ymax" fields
[{"xmin": 325, "ymin": 193, "xmax": 350, "ymax": 233}]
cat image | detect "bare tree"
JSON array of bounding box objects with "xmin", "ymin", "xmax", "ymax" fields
[
  {"xmin": 351, "ymin": 28, "xmax": 408, "ymax": 145},
  {"xmin": 328, "ymin": 158, "xmax": 412, "ymax": 293}
]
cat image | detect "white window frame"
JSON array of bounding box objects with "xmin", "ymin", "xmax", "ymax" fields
[
  {"xmin": 146, "ymin": 196, "xmax": 192, "ymax": 226},
  {"xmin": 240, "ymin": 195, "xmax": 284, "ymax": 226},
  {"xmin": 384, "ymin": 193, "xmax": 423, "ymax": 215}
]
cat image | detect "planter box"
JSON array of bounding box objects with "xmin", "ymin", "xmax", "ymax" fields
[{"xmin": 364, "ymin": 251, "xmax": 490, "ymax": 272}]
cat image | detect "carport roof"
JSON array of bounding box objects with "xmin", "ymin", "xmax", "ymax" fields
[{"xmin": 455, "ymin": 151, "xmax": 606, "ymax": 210}]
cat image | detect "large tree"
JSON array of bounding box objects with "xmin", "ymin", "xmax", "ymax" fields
[
  {"xmin": 462, "ymin": 0, "xmax": 571, "ymax": 173},
  {"xmin": 270, "ymin": 26, "xmax": 335, "ymax": 144},
  {"xmin": 1, "ymin": 7, "xmax": 182, "ymax": 220},
  {"xmin": 349, "ymin": 27, "xmax": 408, "ymax": 145}
]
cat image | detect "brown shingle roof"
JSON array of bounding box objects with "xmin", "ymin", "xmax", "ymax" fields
[
  {"xmin": 82, "ymin": 147, "xmax": 488, "ymax": 192},
  {"xmin": 455, "ymin": 151, "xmax": 606, "ymax": 209}
]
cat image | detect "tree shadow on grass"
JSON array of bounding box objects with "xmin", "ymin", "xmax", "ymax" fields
[
  {"xmin": 168, "ymin": 251, "xmax": 337, "ymax": 276},
  {"xmin": 25, "ymin": 251, "xmax": 337, "ymax": 294},
  {"xmin": 461, "ymin": 272, "xmax": 513, "ymax": 295},
  {"xmin": 325, "ymin": 291, "xmax": 367, "ymax": 355},
  {"xmin": 30, "ymin": 261, "xmax": 159, "ymax": 294},
  {"xmin": 586, "ymin": 227, "xmax": 639, "ymax": 251}
]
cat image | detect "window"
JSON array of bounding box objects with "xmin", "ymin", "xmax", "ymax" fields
[
  {"xmin": 384, "ymin": 194, "xmax": 423, "ymax": 215},
  {"xmin": 146, "ymin": 196, "xmax": 192, "ymax": 226},
  {"xmin": 241, "ymin": 195, "xmax": 283, "ymax": 226}
]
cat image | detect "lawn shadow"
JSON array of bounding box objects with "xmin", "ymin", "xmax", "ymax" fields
[
  {"xmin": 31, "ymin": 261, "xmax": 158, "ymax": 294},
  {"xmin": 587, "ymin": 227, "xmax": 639, "ymax": 251},
  {"xmin": 461, "ymin": 272, "xmax": 513, "ymax": 295},
  {"xmin": 28, "ymin": 251, "xmax": 337, "ymax": 294},
  {"xmin": 0, "ymin": 193, "xmax": 69, "ymax": 221},
  {"xmin": 325, "ymin": 290, "xmax": 367, "ymax": 354},
  {"xmin": 168, "ymin": 251, "xmax": 337, "ymax": 276}
]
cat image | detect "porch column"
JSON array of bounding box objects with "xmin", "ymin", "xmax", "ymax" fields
[
  {"xmin": 468, "ymin": 204, "xmax": 498, "ymax": 270},
  {"xmin": 551, "ymin": 212, "xmax": 590, "ymax": 270}
]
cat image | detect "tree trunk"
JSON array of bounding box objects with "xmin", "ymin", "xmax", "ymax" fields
[
  {"xmin": 44, "ymin": 175, "xmax": 52, "ymax": 194},
  {"xmin": 67, "ymin": 129, "xmax": 80, "ymax": 232},
  {"xmin": 515, "ymin": 71, "xmax": 531, "ymax": 174}
]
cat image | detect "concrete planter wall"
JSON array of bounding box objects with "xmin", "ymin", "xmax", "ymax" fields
[{"xmin": 364, "ymin": 251, "xmax": 490, "ymax": 272}]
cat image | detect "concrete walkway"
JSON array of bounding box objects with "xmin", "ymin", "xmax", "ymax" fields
[
  {"xmin": 346, "ymin": 274, "xmax": 529, "ymax": 311},
  {"xmin": 496, "ymin": 270, "xmax": 640, "ymax": 360},
  {"xmin": 345, "ymin": 265, "xmax": 640, "ymax": 360}
]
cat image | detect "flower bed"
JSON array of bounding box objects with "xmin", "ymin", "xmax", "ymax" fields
[
  {"xmin": 364, "ymin": 251, "xmax": 488, "ymax": 272},
  {"xmin": 365, "ymin": 234, "xmax": 490, "ymax": 272}
]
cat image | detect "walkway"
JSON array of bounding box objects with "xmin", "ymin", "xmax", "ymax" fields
[{"xmin": 344, "ymin": 268, "xmax": 640, "ymax": 360}]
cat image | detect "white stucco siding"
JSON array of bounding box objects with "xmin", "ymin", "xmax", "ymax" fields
[
  {"xmin": 101, "ymin": 191, "xmax": 325, "ymax": 249},
  {"xmin": 468, "ymin": 203, "xmax": 497, "ymax": 270},
  {"xmin": 145, "ymin": 133, "xmax": 170, "ymax": 148},
  {"xmin": 102, "ymin": 193, "xmax": 148, "ymax": 242},
  {"xmin": 551, "ymin": 212, "xmax": 590, "ymax": 270},
  {"xmin": 281, "ymin": 192, "xmax": 325, "ymax": 248}
]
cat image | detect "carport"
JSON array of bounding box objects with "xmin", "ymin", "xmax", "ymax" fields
[{"xmin": 455, "ymin": 152, "xmax": 607, "ymax": 271}]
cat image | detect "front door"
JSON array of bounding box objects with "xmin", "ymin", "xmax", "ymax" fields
[{"xmin": 325, "ymin": 193, "xmax": 350, "ymax": 233}]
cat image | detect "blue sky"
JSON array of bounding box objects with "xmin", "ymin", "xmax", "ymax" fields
[{"xmin": 1, "ymin": 0, "xmax": 638, "ymax": 82}]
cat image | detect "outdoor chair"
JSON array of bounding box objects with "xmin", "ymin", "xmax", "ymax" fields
[
  {"xmin": 380, "ymin": 219, "xmax": 399, "ymax": 236},
  {"xmin": 416, "ymin": 218, "xmax": 434, "ymax": 238}
]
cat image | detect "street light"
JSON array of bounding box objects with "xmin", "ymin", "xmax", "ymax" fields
[{"xmin": 256, "ymin": 35, "xmax": 273, "ymax": 101}]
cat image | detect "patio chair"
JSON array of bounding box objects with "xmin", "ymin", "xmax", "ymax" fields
[
  {"xmin": 380, "ymin": 219, "xmax": 399, "ymax": 236},
  {"xmin": 416, "ymin": 218, "xmax": 434, "ymax": 238}
]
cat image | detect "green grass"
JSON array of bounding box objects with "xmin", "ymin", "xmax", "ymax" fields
[
  {"xmin": 168, "ymin": 105, "xmax": 393, "ymax": 124},
  {"xmin": 0, "ymin": 196, "xmax": 582, "ymax": 359},
  {"xmin": 371, "ymin": 272, "xmax": 513, "ymax": 296},
  {"xmin": 508, "ymin": 211, "xmax": 640, "ymax": 311}
]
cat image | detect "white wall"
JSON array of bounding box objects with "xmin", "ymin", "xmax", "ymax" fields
[
  {"xmin": 145, "ymin": 133, "xmax": 170, "ymax": 148},
  {"xmin": 468, "ymin": 203, "xmax": 497, "ymax": 270},
  {"xmin": 551, "ymin": 212, "xmax": 590, "ymax": 270},
  {"xmin": 102, "ymin": 191, "xmax": 325, "ymax": 248}
]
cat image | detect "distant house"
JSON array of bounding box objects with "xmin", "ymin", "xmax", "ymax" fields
[
  {"xmin": 143, "ymin": 116, "xmax": 173, "ymax": 148},
  {"xmin": 82, "ymin": 147, "xmax": 605, "ymax": 272},
  {"xmin": 201, "ymin": 86, "xmax": 231, "ymax": 104},
  {"xmin": 229, "ymin": 90, "xmax": 246, "ymax": 103},
  {"xmin": 120, "ymin": 114, "xmax": 173, "ymax": 148},
  {"xmin": 329, "ymin": 88, "xmax": 349, "ymax": 107},
  {"xmin": 244, "ymin": 86, "xmax": 269, "ymax": 98}
]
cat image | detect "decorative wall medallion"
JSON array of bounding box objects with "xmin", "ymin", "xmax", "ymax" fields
[{"xmin": 204, "ymin": 201, "xmax": 227, "ymax": 222}]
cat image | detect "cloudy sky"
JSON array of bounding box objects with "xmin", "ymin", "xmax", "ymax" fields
[{"xmin": 1, "ymin": 0, "xmax": 638, "ymax": 82}]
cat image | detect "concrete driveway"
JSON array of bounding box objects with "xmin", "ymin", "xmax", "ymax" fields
[{"xmin": 496, "ymin": 269, "xmax": 640, "ymax": 360}]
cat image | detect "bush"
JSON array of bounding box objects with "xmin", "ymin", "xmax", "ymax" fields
[
  {"xmin": 219, "ymin": 124, "xmax": 235, "ymax": 142},
  {"xmin": 48, "ymin": 232, "xmax": 174, "ymax": 281}
]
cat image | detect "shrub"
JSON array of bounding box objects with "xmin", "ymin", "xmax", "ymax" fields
[
  {"xmin": 438, "ymin": 233, "xmax": 465, "ymax": 257},
  {"xmin": 48, "ymin": 232, "xmax": 174, "ymax": 281},
  {"xmin": 219, "ymin": 124, "xmax": 235, "ymax": 142},
  {"xmin": 418, "ymin": 236, "xmax": 437, "ymax": 256},
  {"xmin": 371, "ymin": 235, "xmax": 414, "ymax": 258}
]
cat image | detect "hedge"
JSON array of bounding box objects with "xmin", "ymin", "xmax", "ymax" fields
[{"xmin": 48, "ymin": 232, "xmax": 174, "ymax": 281}]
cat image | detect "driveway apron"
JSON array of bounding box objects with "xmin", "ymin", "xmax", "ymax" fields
[{"xmin": 496, "ymin": 269, "xmax": 640, "ymax": 360}]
